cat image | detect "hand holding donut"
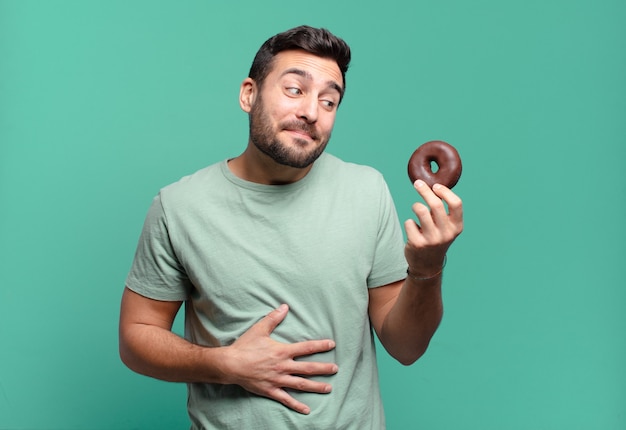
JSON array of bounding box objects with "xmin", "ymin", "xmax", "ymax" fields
[{"xmin": 404, "ymin": 141, "xmax": 464, "ymax": 278}]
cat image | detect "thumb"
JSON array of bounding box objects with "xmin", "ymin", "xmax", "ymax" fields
[{"xmin": 255, "ymin": 304, "xmax": 289, "ymax": 335}]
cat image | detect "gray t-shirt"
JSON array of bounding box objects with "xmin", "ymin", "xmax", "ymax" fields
[{"xmin": 126, "ymin": 152, "xmax": 407, "ymax": 429}]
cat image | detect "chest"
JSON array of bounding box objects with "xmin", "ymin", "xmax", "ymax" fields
[{"xmin": 172, "ymin": 189, "xmax": 380, "ymax": 342}]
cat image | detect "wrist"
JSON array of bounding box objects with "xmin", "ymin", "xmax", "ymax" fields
[
  {"xmin": 189, "ymin": 344, "xmax": 232, "ymax": 385},
  {"xmin": 406, "ymin": 255, "xmax": 447, "ymax": 281},
  {"xmin": 210, "ymin": 346, "xmax": 234, "ymax": 385}
]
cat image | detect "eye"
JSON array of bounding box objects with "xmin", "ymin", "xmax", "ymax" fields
[
  {"xmin": 286, "ymin": 87, "xmax": 302, "ymax": 96},
  {"xmin": 321, "ymin": 99, "xmax": 336, "ymax": 110}
]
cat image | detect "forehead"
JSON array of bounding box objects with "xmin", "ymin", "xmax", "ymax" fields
[{"xmin": 268, "ymin": 50, "xmax": 343, "ymax": 89}]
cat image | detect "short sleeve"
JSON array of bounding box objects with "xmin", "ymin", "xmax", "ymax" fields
[
  {"xmin": 367, "ymin": 177, "xmax": 408, "ymax": 288},
  {"xmin": 125, "ymin": 193, "xmax": 192, "ymax": 301}
]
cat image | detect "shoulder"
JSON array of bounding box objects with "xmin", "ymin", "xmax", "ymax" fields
[
  {"xmin": 156, "ymin": 161, "xmax": 226, "ymax": 212},
  {"xmin": 160, "ymin": 161, "xmax": 222, "ymax": 194},
  {"xmin": 318, "ymin": 153, "xmax": 386, "ymax": 184}
]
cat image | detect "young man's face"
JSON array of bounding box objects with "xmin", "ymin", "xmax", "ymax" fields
[{"xmin": 245, "ymin": 50, "xmax": 344, "ymax": 169}]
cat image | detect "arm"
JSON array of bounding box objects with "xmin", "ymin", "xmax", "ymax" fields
[
  {"xmin": 368, "ymin": 180, "xmax": 463, "ymax": 365},
  {"xmin": 119, "ymin": 288, "xmax": 338, "ymax": 414},
  {"xmin": 118, "ymin": 287, "xmax": 221, "ymax": 382}
]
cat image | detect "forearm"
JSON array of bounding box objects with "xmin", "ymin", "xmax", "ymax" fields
[
  {"xmin": 378, "ymin": 275, "xmax": 443, "ymax": 365},
  {"xmin": 120, "ymin": 302, "xmax": 340, "ymax": 415},
  {"xmin": 119, "ymin": 323, "xmax": 228, "ymax": 384},
  {"xmin": 381, "ymin": 176, "xmax": 462, "ymax": 364}
]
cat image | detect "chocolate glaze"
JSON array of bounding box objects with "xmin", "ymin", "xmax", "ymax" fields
[{"xmin": 407, "ymin": 140, "xmax": 462, "ymax": 188}]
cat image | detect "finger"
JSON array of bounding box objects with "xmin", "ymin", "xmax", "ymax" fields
[
  {"xmin": 289, "ymin": 359, "xmax": 339, "ymax": 377},
  {"xmin": 267, "ymin": 387, "xmax": 312, "ymax": 415},
  {"xmin": 288, "ymin": 339, "xmax": 336, "ymax": 358},
  {"xmin": 404, "ymin": 218, "xmax": 426, "ymax": 247},
  {"xmin": 433, "ymin": 184, "xmax": 464, "ymax": 229},
  {"xmin": 414, "ymin": 180, "xmax": 448, "ymax": 226},
  {"xmin": 254, "ymin": 304, "xmax": 289, "ymax": 336},
  {"xmin": 281, "ymin": 375, "xmax": 334, "ymax": 395},
  {"xmin": 411, "ymin": 201, "xmax": 436, "ymax": 233}
]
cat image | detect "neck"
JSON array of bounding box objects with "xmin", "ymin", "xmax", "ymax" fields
[{"xmin": 228, "ymin": 143, "xmax": 314, "ymax": 185}]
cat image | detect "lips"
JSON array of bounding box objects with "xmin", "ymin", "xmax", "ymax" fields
[{"xmin": 282, "ymin": 121, "xmax": 318, "ymax": 141}]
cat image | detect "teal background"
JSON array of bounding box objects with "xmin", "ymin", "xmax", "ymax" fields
[{"xmin": 1, "ymin": 0, "xmax": 624, "ymax": 428}]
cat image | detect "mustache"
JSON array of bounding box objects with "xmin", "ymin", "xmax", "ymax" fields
[{"xmin": 281, "ymin": 120, "xmax": 319, "ymax": 140}]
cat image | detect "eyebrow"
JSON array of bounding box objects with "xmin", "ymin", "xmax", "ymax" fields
[{"xmin": 281, "ymin": 68, "xmax": 344, "ymax": 97}]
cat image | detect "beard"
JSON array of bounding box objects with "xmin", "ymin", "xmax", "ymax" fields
[{"xmin": 248, "ymin": 96, "xmax": 331, "ymax": 169}]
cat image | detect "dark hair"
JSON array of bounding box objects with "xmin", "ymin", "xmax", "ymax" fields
[{"xmin": 248, "ymin": 25, "xmax": 351, "ymax": 100}]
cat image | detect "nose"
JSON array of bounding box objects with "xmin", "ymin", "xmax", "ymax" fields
[{"xmin": 296, "ymin": 95, "xmax": 318, "ymax": 124}]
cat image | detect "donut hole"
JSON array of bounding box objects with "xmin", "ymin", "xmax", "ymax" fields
[{"xmin": 429, "ymin": 160, "xmax": 440, "ymax": 173}]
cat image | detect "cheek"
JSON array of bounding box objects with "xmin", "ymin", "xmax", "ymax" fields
[
  {"xmin": 320, "ymin": 115, "xmax": 336, "ymax": 134},
  {"xmin": 267, "ymin": 103, "xmax": 290, "ymax": 122},
  {"xmin": 258, "ymin": 106, "xmax": 281, "ymax": 129}
]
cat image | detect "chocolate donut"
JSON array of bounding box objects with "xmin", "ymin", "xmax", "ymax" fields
[{"xmin": 407, "ymin": 140, "xmax": 462, "ymax": 188}]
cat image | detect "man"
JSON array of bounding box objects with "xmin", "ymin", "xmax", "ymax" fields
[{"xmin": 119, "ymin": 25, "xmax": 463, "ymax": 429}]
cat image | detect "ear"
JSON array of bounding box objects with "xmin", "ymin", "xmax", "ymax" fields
[{"xmin": 239, "ymin": 78, "xmax": 257, "ymax": 113}]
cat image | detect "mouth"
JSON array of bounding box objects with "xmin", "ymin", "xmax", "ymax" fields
[
  {"xmin": 285, "ymin": 129, "xmax": 314, "ymax": 141},
  {"xmin": 282, "ymin": 122, "xmax": 318, "ymax": 142}
]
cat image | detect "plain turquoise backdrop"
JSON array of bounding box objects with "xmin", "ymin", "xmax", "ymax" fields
[{"xmin": 1, "ymin": 0, "xmax": 624, "ymax": 428}]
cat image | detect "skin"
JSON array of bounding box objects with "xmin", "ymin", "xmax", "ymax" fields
[
  {"xmin": 229, "ymin": 50, "xmax": 342, "ymax": 184},
  {"xmin": 119, "ymin": 49, "xmax": 463, "ymax": 416}
]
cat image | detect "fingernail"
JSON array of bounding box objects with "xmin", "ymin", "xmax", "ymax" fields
[
  {"xmin": 324, "ymin": 384, "xmax": 332, "ymax": 393},
  {"xmin": 433, "ymin": 183, "xmax": 442, "ymax": 190},
  {"xmin": 328, "ymin": 340, "xmax": 336, "ymax": 349},
  {"xmin": 302, "ymin": 406, "xmax": 311, "ymax": 415},
  {"xmin": 278, "ymin": 304, "xmax": 288, "ymax": 311},
  {"xmin": 331, "ymin": 365, "xmax": 338, "ymax": 373},
  {"xmin": 415, "ymin": 179, "xmax": 425, "ymax": 187}
]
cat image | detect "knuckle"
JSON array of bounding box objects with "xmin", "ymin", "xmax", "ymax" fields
[
  {"xmin": 295, "ymin": 379, "xmax": 308, "ymax": 391},
  {"xmin": 405, "ymin": 239, "xmax": 419, "ymax": 250},
  {"xmin": 270, "ymin": 356, "xmax": 291, "ymax": 373},
  {"xmin": 298, "ymin": 362, "xmax": 312, "ymax": 374},
  {"xmin": 449, "ymin": 199, "xmax": 462, "ymax": 210},
  {"xmin": 412, "ymin": 203, "xmax": 427, "ymax": 214},
  {"xmin": 263, "ymin": 386, "xmax": 280, "ymax": 398},
  {"xmin": 427, "ymin": 233, "xmax": 444, "ymax": 244},
  {"xmin": 429, "ymin": 200, "xmax": 445, "ymax": 211},
  {"xmin": 448, "ymin": 221, "xmax": 463, "ymax": 236},
  {"xmin": 406, "ymin": 235, "xmax": 426, "ymax": 248}
]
